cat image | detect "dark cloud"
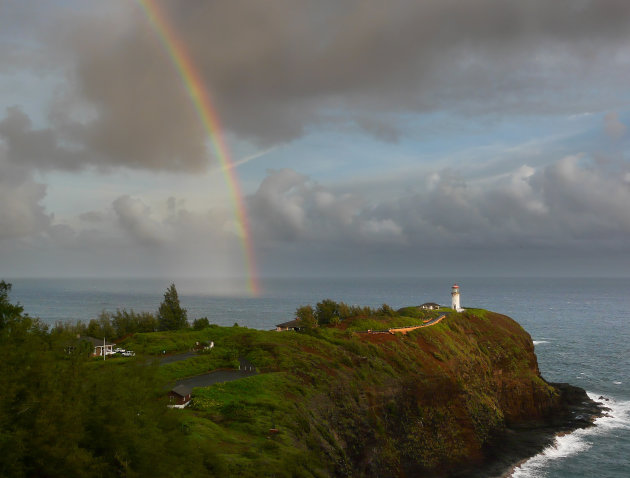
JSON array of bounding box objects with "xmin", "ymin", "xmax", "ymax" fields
[
  {"xmin": 0, "ymin": 0, "xmax": 625, "ymax": 174},
  {"xmin": 3, "ymin": 0, "xmax": 623, "ymax": 173},
  {"xmin": 0, "ymin": 107, "xmax": 84, "ymax": 170}
]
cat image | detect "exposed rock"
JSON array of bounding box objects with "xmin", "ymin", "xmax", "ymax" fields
[{"xmin": 302, "ymin": 310, "xmax": 605, "ymax": 477}]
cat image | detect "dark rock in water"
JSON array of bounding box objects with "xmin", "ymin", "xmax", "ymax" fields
[{"xmin": 452, "ymin": 383, "xmax": 606, "ymax": 478}]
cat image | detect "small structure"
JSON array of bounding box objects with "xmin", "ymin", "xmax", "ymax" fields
[
  {"xmin": 82, "ymin": 336, "xmax": 115, "ymax": 357},
  {"xmin": 451, "ymin": 284, "xmax": 464, "ymax": 312},
  {"xmin": 275, "ymin": 318, "xmax": 302, "ymax": 332},
  {"xmin": 168, "ymin": 384, "xmax": 192, "ymax": 408},
  {"xmin": 420, "ymin": 302, "xmax": 440, "ymax": 310}
]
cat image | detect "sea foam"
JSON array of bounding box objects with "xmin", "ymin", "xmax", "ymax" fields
[{"xmin": 509, "ymin": 393, "xmax": 630, "ymax": 478}]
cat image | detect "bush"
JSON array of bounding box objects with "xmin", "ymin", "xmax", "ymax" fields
[{"xmin": 193, "ymin": 317, "xmax": 210, "ymax": 330}]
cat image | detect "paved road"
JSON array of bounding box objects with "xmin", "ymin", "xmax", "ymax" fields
[{"xmin": 163, "ymin": 353, "xmax": 258, "ymax": 389}]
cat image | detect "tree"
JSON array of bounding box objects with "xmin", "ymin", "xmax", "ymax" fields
[
  {"xmin": 157, "ymin": 284, "xmax": 188, "ymax": 331},
  {"xmin": 296, "ymin": 305, "xmax": 317, "ymax": 332},
  {"xmin": 0, "ymin": 281, "xmax": 24, "ymax": 330},
  {"xmin": 192, "ymin": 317, "xmax": 210, "ymax": 330},
  {"xmin": 134, "ymin": 311, "xmax": 159, "ymax": 333},
  {"xmin": 86, "ymin": 311, "xmax": 116, "ymax": 339},
  {"xmin": 111, "ymin": 309, "xmax": 158, "ymax": 337},
  {"xmin": 337, "ymin": 302, "xmax": 352, "ymax": 320},
  {"xmin": 315, "ymin": 299, "xmax": 339, "ymax": 325},
  {"xmin": 377, "ymin": 303, "xmax": 396, "ymax": 317}
]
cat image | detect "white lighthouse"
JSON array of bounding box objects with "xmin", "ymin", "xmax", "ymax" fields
[{"xmin": 451, "ymin": 284, "xmax": 463, "ymax": 312}]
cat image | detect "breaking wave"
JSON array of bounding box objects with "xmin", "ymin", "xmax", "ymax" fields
[{"xmin": 509, "ymin": 393, "xmax": 630, "ymax": 478}]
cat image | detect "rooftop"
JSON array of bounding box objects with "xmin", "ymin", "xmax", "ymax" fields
[
  {"xmin": 171, "ymin": 384, "xmax": 192, "ymax": 397},
  {"xmin": 276, "ymin": 318, "xmax": 301, "ymax": 328}
]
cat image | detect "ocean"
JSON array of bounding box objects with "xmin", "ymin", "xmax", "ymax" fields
[{"xmin": 6, "ymin": 276, "xmax": 630, "ymax": 477}]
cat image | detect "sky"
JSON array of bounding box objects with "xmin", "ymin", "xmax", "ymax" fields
[{"xmin": 2, "ymin": 0, "xmax": 630, "ymax": 291}]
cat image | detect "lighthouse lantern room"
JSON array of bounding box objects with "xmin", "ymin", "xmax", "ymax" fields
[{"xmin": 451, "ymin": 284, "xmax": 463, "ymax": 312}]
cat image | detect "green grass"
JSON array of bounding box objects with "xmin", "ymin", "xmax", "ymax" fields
[
  {"xmin": 96, "ymin": 306, "xmax": 559, "ymax": 477},
  {"xmin": 157, "ymin": 350, "xmax": 239, "ymax": 381},
  {"xmin": 192, "ymin": 372, "xmax": 297, "ymax": 413}
]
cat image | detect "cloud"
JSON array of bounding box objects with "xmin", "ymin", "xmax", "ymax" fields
[
  {"xmin": 0, "ymin": 146, "xmax": 51, "ymax": 240},
  {"xmin": 0, "ymin": 106, "xmax": 84, "ymax": 170},
  {"xmin": 4, "ymin": 154, "xmax": 630, "ymax": 278},
  {"xmin": 604, "ymin": 111, "xmax": 626, "ymax": 139},
  {"xmin": 248, "ymin": 156, "xmax": 630, "ymax": 254},
  {"xmin": 0, "ymin": 193, "xmax": 249, "ymax": 278},
  {"xmin": 112, "ymin": 195, "xmax": 167, "ymax": 246},
  {"xmin": 248, "ymin": 169, "xmax": 382, "ymax": 244},
  {"xmin": 78, "ymin": 211, "xmax": 105, "ymax": 223},
  {"xmin": 1, "ymin": 0, "xmax": 625, "ymax": 175}
]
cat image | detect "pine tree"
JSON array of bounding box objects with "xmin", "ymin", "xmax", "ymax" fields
[{"xmin": 157, "ymin": 284, "xmax": 188, "ymax": 330}]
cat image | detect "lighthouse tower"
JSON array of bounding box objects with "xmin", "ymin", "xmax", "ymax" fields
[{"xmin": 451, "ymin": 284, "xmax": 463, "ymax": 312}]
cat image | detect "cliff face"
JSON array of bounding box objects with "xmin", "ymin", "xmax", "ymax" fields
[
  {"xmin": 295, "ymin": 310, "xmax": 563, "ymax": 477},
  {"xmin": 183, "ymin": 309, "xmax": 595, "ymax": 477}
]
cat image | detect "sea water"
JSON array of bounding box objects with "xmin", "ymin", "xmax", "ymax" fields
[{"xmin": 7, "ymin": 277, "xmax": 630, "ymax": 477}]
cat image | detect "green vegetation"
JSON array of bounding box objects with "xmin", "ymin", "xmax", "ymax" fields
[
  {"xmin": 0, "ymin": 281, "xmax": 24, "ymax": 328},
  {"xmin": 0, "ymin": 282, "xmax": 208, "ymax": 477},
  {"xmin": 0, "ymin": 284, "xmax": 561, "ymax": 477},
  {"xmin": 296, "ymin": 304, "xmax": 317, "ymax": 330},
  {"xmin": 193, "ymin": 316, "xmax": 211, "ymax": 330},
  {"xmin": 158, "ymin": 283, "xmax": 189, "ymax": 331}
]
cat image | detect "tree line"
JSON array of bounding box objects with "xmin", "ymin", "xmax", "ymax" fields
[
  {"xmin": 52, "ymin": 283, "xmax": 210, "ymax": 341},
  {"xmin": 295, "ymin": 299, "xmax": 397, "ymax": 330}
]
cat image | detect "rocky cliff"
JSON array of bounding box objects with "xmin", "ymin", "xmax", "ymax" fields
[
  {"xmin": 177, "ymin": 309, "xmax": 602, "ymax": 477},
  {"xmin": 299, "ymin": 310, "xmax": 599, "ymax": 477}
]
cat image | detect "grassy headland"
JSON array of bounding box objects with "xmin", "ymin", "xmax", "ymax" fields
[
  {"xmin": 120, "ymin": 307, "xmax": 566, "ymax": 477},
  {"xmin": 1, "ymin": 284, "xmax": 597, "ymax": 477}
]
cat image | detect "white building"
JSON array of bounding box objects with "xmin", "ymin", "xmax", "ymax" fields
[
  {"xmin": 81, "ymin": 336, "xmax": 115, "ymax": 356},
  {"xmin": 451, "ymin": 284, "xmax": 463, "ymax": 312}
]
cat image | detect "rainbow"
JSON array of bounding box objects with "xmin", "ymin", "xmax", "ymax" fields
[{"xmin": 134, "ymin": 0, "xmax": 260, "ymax": 295}]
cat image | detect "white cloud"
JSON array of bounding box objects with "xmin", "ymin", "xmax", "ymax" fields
[
  {"xmin": 250, "ymin": 157, "xmax": 630, "ymax": 252},
  {"xmin": 112, "ymin": 195, "xmax": 166, "ymax": 246},
  {"xmin": 0, "ymin": 149, "xmax": 51, "ymax": 240}
]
